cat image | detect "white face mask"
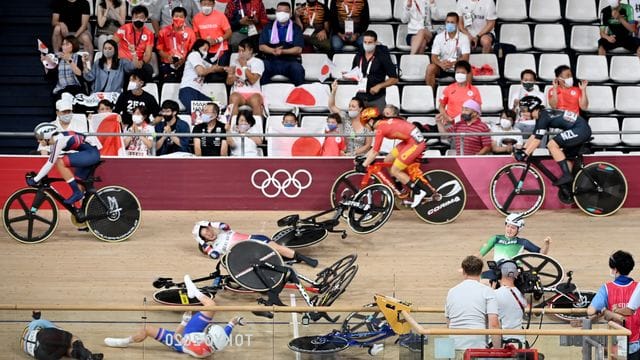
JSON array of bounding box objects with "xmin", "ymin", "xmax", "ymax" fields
[
  {"xmin": 132, "ymin": 114, "xmax": 144, "ymax": 124},
  {"xmin": 363, "ymin": 43, "xmax": 376, "ymax": 53},
  {"xmin": 201, "ymin": 6, "xmax": 213, "ymax": 15},
  {"xmin": 455, "ymin": 72, "xmax": 467, "ymax": 83},
  {"xmin": 610, "ymin": 269, "xmax": 617, "ymax": 278},
  {"xmin": 127, "ymin": 81, "xmax": 139, "ymax": 91},
  {"xmin": 237, "ymin": 124, "xmax": 250, "ymax": 132},
  {"xmin": 275, "ymin": 11, "xmax": 290, "ymax": 23},
  {"xmin": 500, "ymin": 118, "xmax": 512, "ymax": 129},
  {"xmin": 561, "ymin": 77, "xmax": 573, "ymax": 87},
  {"xmin": 59, "ymin": 113, "xmax": 73, "ymax": 123},
  {"xmin": 348, "ymin": 110, "xmax": 359, "ymax": 119}
]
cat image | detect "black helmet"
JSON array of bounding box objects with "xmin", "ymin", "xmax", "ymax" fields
[{"xmin": 519, "ymin": 96, "xmax": 544, "ymax": 112}]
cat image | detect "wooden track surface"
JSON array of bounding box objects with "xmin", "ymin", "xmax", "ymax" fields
[{"xmin": 1, "ymin": 209, "xmax": 638, "ymax": 359}]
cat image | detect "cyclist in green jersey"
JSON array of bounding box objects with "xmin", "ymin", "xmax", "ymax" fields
[{"xmin": 479, "ymin": 213, "xmax": 551, "ymax": 262}]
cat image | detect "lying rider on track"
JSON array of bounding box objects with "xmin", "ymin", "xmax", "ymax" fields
[
  {"xmin": 193, "ymin": 221, "xmax": 318, "ymax": 267},
  {"xmin": 479, "ymin": 213, "xmax": 551, "ymax": 263},
  {"xmin": 105, "ymin": 275, "xmax": 243, "ymax": 358}
]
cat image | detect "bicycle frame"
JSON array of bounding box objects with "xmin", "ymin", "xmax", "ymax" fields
[
  {"xmin": 31, "ymin": 177, "xmax": 112, "ymax": 223},
  {"xmin": 361, "ymin": 162, "xmax": 436, "ymax": 198}
]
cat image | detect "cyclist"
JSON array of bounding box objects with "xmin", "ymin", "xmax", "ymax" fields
[
  {"xmin": 479, "ymin": 213, "xmax": 551, "ymax": 263},
  {"xmin": 514, "ymin": 96, "xmax": 592, "ymax": 186},
  {"xmin": 356, "ymin": 107, "xmax": 430, "ymax": 208},
  {"xmin": 105, "ymin": 275, "xmax": 244, "ymax": 358},
  {"xmin": 27, "ymin": 123, "xmax": 101, "ymax": 205},
  {"xmin": 192, "ymin": 221, "xmax": 318, "ymax": 267}
]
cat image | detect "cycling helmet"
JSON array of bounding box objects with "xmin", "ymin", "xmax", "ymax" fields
[
  {"xmin": 519, "ymin": 96, "xmax": 544, "ymax": 113},
  {"xmin": 34, "ymin": 123, "xmax": 58, "ymax": 141},
  {"xmin": 192, "ymin": 221, "xmax": 211, "ymax": 245},
  {"xmin": 359, "ymin": 106, "xmax": 382, "ymax": 126},
  {"xmin": 206, "ymin": 325, "xmax": 230, "ymax": 351},
  {"xmin": 505, "ymin": 213, "xmax": 525, "ymax": 229}
]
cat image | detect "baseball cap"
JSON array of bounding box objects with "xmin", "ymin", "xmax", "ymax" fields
[
  {"xmin": 499, "ymin": 261, "xmax": 518, "ymax": 279},
  {"xmin": 56, "ymin": 98, "xmax": 73, "ymax": 112},
  {"xmin": 462, "ymin": 99, "xmax": 482, "ymax": 115}
]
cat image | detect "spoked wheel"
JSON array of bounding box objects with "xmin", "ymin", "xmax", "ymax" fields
[
  {"xmin": 272, "ymin": 225, "xmax": 328, "ymax": 249},
  {"xmin": 512, "ymin": 253, "xmax": 565, "ymax": 288},
  {"xmin": 2, "ymin": 188, "xmax": 59, "ymax": 244},
  {"xmin": 315, "ymin": 254, "xmax": 358, "ymax": 290},
  {"xmin": 314, "ymin": 265, "xmax": 358, "ymax": 307},
  {"xmin": 490, "ymin": 163, "xmax": 545, "ymax": 217},
  {"xmin": 547, "ymin": 290, "xmax": 596, "ymax": 322},
  {"xmin": 413, "ymin": 170, "xmax": 467, "ymax": 224},
  {"xmin": 573, "ymin": 162, "xmax": 627, "ymax": 216},
  {"xmin": 152, "ymin": 288, "xmax": 215, "ymax": 305},
  {"xmin": 288, "ymin": 335, "xmax": 349, "ymax": 354},
  {"xmin": 330, "ymin": 170, "xmax": 374, "ymax": 208},
  {"xmin": 341, "ymin": 303, "xmax": 385, "ymax": 334},
  {"xmin": 85, "ymin": 186, "xmax": 141, "ymax": 242},
  {"xmin": 347, "ymin": 184, "xmax": 394, "ymax": 234}
]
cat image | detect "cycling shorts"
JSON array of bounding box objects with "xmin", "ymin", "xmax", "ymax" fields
[
  {"xmin": 155, "ymin": 312, "xmax": 212, "ymax": 353},
  {"xmin": 551, "ymin": 122, "xmax": 592, "ymax": 151},
  {"xmin": 62, "ymin": 143, "xmax": 100, "ymax": 180},
  {"xmin": 390, "ymin": 141, "xmax": 426, "ymax": 170}
]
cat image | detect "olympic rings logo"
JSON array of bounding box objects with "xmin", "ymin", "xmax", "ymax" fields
[{"xmin": 251, "ymin": 169, "xmax": 313, "ymax": 198}]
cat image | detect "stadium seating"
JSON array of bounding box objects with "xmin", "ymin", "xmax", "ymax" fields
[
  {"xmin": 160, "ymin": 83, "xmax": 186, "ymax": 112},
  {"xmin": 533, "ymin": 24, "xmax": 566, "ymax": 51},
  {"xmin": 576, "ymin": 55, "xmax": 609, "ymax": 82},
  {"xmin": 369, "ymin": 0, "xmax": 393, "ymax": 21},
  {"xmin": 616, "ymin": 87, "xmax": 640, "ymax": 114},
  {"xmin": 565, "ymin": 0, "xmax": 598, "ymax": 23},
  {"xmin": 302, "ymin": 53, "xmax": 331, "ymax": 81},
  {"xmin": 476, "ymin": 85, "xmax": 504, "ymax": 113},
  {"xmin": 586, "ymin": 86, "xmax": 615, "ymax": 114},
  {"xmin": 610, "ymin": 56, "xmax": 640, "ymax": 83},
  {"xmin": 570, "ymin": 26, "xmax": 600, "ymax": 53},
  {"xmin": 262, "ymin": 83, "xmax": 295, "ymax": 112},
  {"xmin": 496, "ymin": 0, "xmax": 527, "ymax": 21},
  {"xmin": 401, "ymin": 85, "xmax": 435, "ymax": 113},
  {"xmin": 589, "ymin": 117, "xmax": 621, "ymax": 146},
  {"xmin": 529, "ymin": 0, "xmax": 561, "ymax": 22},
  {"xmin": 499, "ymin": 24, "xmax": 532, "ymax": 51},
  {"xmin": 142, "ymin": 83, "xmax": 159, "ymax": 103},
  {"xmin": 503, "ymin": 54, "xmax": 536, "ymax": 82},
  {"xmin": 399, "ymin": 55, "xmax": 430, "ymax": 81},
  {"xmin": 538, "ymin": 54, "xmax": 571, "ymax": 81},
  {"xmin": 622, "ymin": 118, "xmax": 640, "ymax": 146},
  {"xmin": 469, "ymin": 54, "xmax": 500, "ymax": 82}
]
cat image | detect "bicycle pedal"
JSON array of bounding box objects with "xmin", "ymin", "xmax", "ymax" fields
[{"xmin": 76, "ymin": 227, "xmax": 89, "ymax": 232}]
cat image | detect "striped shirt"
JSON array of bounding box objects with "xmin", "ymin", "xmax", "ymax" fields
[
  {"xmin": 299, "ymin": 2, "xmax": 329, "ymax": 31},
  {"xmin": 330, "ymin": 0, "xmax": 370, "ymax": 34},
  {"xmin": 453, "ymin": 119, "xmax": 491, "ymax": 155}
]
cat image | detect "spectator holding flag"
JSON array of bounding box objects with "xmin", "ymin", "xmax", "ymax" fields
[{"xmin": 226, "ymin": 38, "xmax": 265, "ymax": 117}]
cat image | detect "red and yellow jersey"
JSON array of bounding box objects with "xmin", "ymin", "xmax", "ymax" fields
[
  {"xmin": 372, "ymin": 118, "xmax": 421, "ymax": 152},
  {"xmin": 114, "ymin": 23, "xmax": 155, "ymax": 61},
  {"xmin": 156, "ymin": 25, "xmax": 197, "ymax": 63}
]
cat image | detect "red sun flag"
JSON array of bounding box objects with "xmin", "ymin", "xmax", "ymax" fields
[
  {"xmin": 318, "ymin": 58, "xmax": 335, "ymax": 82},
  {"xmin": 285, "ymin": 83, "xmax": 330, "ymax": 108},
  {"xmin": 236, "ymin": 67, "xmax": 243, "ymax": 77},
  {"xmin": 286, "ymin": 87, "xmax": 316, "ymax": 106},
  {"xmin": 291, "ymin": 137, "xmax": 322, "ymax": 156},
  {"xmin": 37, "ymin": 39, "xmax": 49, "ymax": 54}
]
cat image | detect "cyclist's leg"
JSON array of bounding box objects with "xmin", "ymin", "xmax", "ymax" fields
[
  {"xmin": 391, "ymin": 142, "xmax": 427, "ymax": 207},
  {"xmin": 61, "ymin": 145, "xmax": 100, "ymax": 203},
  {"xmin": 253, "ymin": 234, "xmax": 318, "ymax": 268},
  {"xmin": 550, "ymin": 125, "xmax": 591, "ymax": 186}
]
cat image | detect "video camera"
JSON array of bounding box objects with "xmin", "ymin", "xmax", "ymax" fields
[{"xmin": 486, "ymin": 260, "xmax": 543, "ymax": 295}]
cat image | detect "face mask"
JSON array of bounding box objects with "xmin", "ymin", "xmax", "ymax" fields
[
  {"xmin": 454, "ymin": 72, "xmax": 467, "ymax": 83},
  {"xmin": 201, "ymin": 114, "xmax": 214, "ymax": 123},
  {"xmin": 522, "ymin": 82, "xmax": 534, "ymax": 92},
  {"xmin": 132, "ymin": 114, "xmax": 144, "ymax": 124},
  {"xmin": 163, "ymin": 114, "xmax": 173, "ymax": 122},
  {"xmin": 59, "ymin": 114, "xmax": 73, "ymax": 123},
  {"xmin": 199, "ymin": 48, "xmax": 209, "ymax": 57},
  {"xmin": 461, "ymin": 113, "xmax": 473, "ymax": 122},
  {"xmin": 103, "ymin": 49, "xmax": 114, "ymax": 58},
  {"xmin": 610, "ymin": 269, "xmax": 617, "ymax": 278},
  {"xmin": 500, "ymin": 118, "xmax": 512, "ymax": 129},
  {"xmin": 127, "ymin": 81, "xmax": 139, "ymax": 91},
  {"xmin": 172, "ymin": 17, "xmax": 185, "ymax": 28},
  {"xmin": 283, "ymin": 123, "xmax": 296, "ymax": 128},
  {"xmin": 561, "ymin": 77, "xmax": 573, "ymax": 87},
  {"xmin": 348, "ymin": 110, "xmax": 359, "ymax": 119},
  {"xmin": 237, "ymin": 124, "xmax": 250, "ymax": 132},
  {"xmin": 326, "ymin": 124, "xmax": 338, "ymax": 132},
  {"xmin": 276, "ymin": 11, "xmax": 290, "ymax": 23},
  {"xmin": 133, "ymin": 20, "xmax": 145, "ymax": 29},
  {"xmin": 202, "ymin": 6, "xmax": 213, "ymax": 15},
  {"xmin": 445, "ymin": 22, "xmax": 457, "ymax": 33},
  {"xmin": 363, "ymin": 43, "xmax": 376, "ymax": 53}
]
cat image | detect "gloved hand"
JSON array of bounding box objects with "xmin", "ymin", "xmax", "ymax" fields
[
  {"xmin": 355, "ymin": 163, "xmax": 367, "ymax": 173},
  {"xmin": 513, "ymin": 149, "xmax": 528, "ymax": 162},
  {"xmin": 26, "ymin": 176, "xmax": 38, "ymax": 187}
]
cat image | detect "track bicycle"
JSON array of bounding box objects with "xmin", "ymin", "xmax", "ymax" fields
[
  {"xmin": 331, "ymin": 156, "xmax": 467, "ymax": 224},
  {"xmin": 2, "ymin": 161, "xmax": 141, "ymax": 243},
  {"xmin": 489, "ymin": 144, "xmax": 627, "ymax": 217},
  {"xmin": 153, "ymin": 241, "xmax": 358, "ymax": 322}
]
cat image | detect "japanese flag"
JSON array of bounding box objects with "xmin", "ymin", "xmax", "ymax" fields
[
  {"xmin": 318, "ymin": 58, "xmax": 336, "ymax": 82},
  {"xmin": 88, "ymin": 113, "xmax": 126, "ymax": 156},
  {"xmin": 37, "ymin": 39, "xmax": 49, "ymax": 54},
  {"xmin": 341, "ymin": 67, "xmax": 362, "ymax": 81},
  {"xmin": 285, "ymin": 83, "xmax": 330, "ymax": 107}
]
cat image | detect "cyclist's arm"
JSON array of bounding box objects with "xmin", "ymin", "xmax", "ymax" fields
[
  {"xmin": 522, "ymin": 134, "xmax": 539, "ymax": 156},
  {"xmin": 361, "ymin": 147, "xmax": 379, "ymax": 168},
  {"xmin": 33, "ymin": 136, "xmax": 67, "ymax": 183},
  {"xmin": 540, "ymin": 236, "xmax": 551, "ymax": 255},
  {"xmin": 479, "ymin": 236, "xmax": 498, "ymax": 257},
  {"xmin": 521, "ymin": 238, "xmax": 541, "ymax": 254}
]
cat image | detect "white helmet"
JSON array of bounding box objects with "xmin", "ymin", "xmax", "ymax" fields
[
  {"xmin": 206, "ymin": 325, "xmax": 230, "ymax": 351},
  {"xmin": 34, "ymin": 123, "xmax": 58, "ymax": 141},
  {"xmin": 192, "ymin": 221, "xmax": 211, "ymax": 245},
  {"xmin": 505, "ymin": 213, "xmax": 525, "ymax": 229}
]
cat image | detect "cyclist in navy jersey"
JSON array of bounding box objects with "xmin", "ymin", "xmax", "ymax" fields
[{"xmin": 514, "ymin": 96, "xmax": 592, "ymax": 186}]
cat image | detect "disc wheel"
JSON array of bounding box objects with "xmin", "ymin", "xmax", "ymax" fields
[
  {"xmin": 85, "ymin": 186, "xmax": 141, "ymax": 242},
  {"xmin": 2, "ymin": 188, "xmax": 59, "ymax": 244},
  {"xmin": 512, "ymin": 253, "xmax": 565, "ymax": 288},
  {"xmin": 547, "ymin": 290, "xmax": 596, "ymax": 322},
  {"xmin": 413, "ymin": 170, "xmax": 467, "ymax": 224},
  {"xmin": 490, "ymin": 163, "xmax": 545, "ymax": 217},
  {"xmin": 573, "ymin": 162, "xmax": 627, "ymax": 216},
  {"xmin": 347, "ymin": 184, "xmax": 394, "ymax": 234},
  {"xmin": 152, "ymin": 288, "xmax": 215, "ymax": 305},
  {"xmin": 272, "ymin": 225, "xmax": 328, "ymax": 249},
  {"xmin": 288, "ymin": 335, "xmax": 349, "ymax": 354}
]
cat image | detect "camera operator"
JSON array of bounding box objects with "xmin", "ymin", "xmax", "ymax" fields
[{"xmin": 493, "ymin": 261, "xmax": 528, "ymax": 347}]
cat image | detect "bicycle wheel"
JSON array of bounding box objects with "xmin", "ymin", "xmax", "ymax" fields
[
  {"xmin": 330, "ymin": 170, "xmax": 374, "ymax": 208},
  {"xmin": 2, "ymin": 188, "xmax": 59, "ymax": 244},
  {"xmin": 512, "ymin": 253, "xmax": 564, "ymax": 288},
  {"xmin": 85, "ymin": 186, "xmax": 141, "ymax": 242},
  {"xmin": 315, "ymin": 265, "xmax": 358, "ymax": 307},
  {"xmin": 573, "ymin": 162, "xmax": 627, "ymax": 217},
  {"xmin": 413, "ymin": 170, "xmax": 467, "ymax": 224},
  {"xmin": 152, "ymin": 288, "xmax": 215, "ymax": 305},
  {"xmin": 314, "ymin": 254, "xmax": 358, "ymax": 290},
  {"xmin": 547, "ymin": 290, "xmax": 596, "ymax": 322},
  {"xmin": 288, "ymin": 335, "xmax": 349, "ymax": 354},
  {"xmin": 272, "ymin": 225, "xmax": 328, "ymax": 249},
  {"xmin": 341, "ymin": 303, "xmax": 384, "ymax": 334},
  {"xmin": 490, "ymin": 163, "xmax": 545, "ymax": 217},
  {"xmin": 347, "ymin": 184, "xmax": 394, "ymax": 234}
]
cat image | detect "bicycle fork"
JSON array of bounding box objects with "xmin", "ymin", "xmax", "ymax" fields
[{"xmin": 29, "ymin": 188, "xmax": 47, "ymax": 214}]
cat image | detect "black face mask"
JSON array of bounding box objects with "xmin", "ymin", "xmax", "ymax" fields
[
  {"xmin": 163, "ymin": 114, "xmax": 173, "ymax": 122},
  {"xmin": 461, "ymin": 113, "xmax": 473, "ymax": 122},
  {"xmin": 133, "ymin": 20, "xmax": 145, "ymax": 29},
  {"xmin": 522, "ymin": 82, "xmax": 534, "ymax": 92}
]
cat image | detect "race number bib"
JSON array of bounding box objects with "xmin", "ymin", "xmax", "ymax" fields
[
  {"xmin": 563, "ymin": 111, "xmax": 578, "ymax": 123},
  {"xmin": 357, "ymin": 77, "xmax": 368, "ymax": 92},
  {"xmin": 345, "ymin": 19, "xmax": 354, "ymax": 35},
  {"xmin": 248, "ymin": 24, "xmax": 258, "ymax": 36},
  {"xmin": 303, "ymin": 27, "xmax": 315, "ymax": 36},
  {"xmin": 410, "ymin": 127, "xmax": 425, "ymax": 143}
]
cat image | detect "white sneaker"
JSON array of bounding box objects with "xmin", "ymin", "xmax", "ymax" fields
[
  {"xmin": 104, "ymin": 337, "xmax": 130, "ymax": 348},
  {"xmin": 369, "ymin": 343, "xmax": 384, "ymax": 355},
  {"xmin": 410, "ymin": 190, "xmax": 427, "ymax": 208},
  {"xmin": 184, "ymin": 275, "xmax": 200, "ymax": 299}
]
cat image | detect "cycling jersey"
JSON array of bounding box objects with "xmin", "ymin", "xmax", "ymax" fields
[
  {"xmin": 372, "ymin": 118, "xmax": 424, "ymax": 152},
  {"xmin": 197, "ymin": 222, "xmax": 270, "ymax": 258},
  {"xmin": 21, "ymin": 319, "xmax": 72, "ymax": 359},
  {"xmin": 155, "ymin": 312, "xmax": 235, "ymax": 358},
  {"xmin": 33, "ymin": 131, "xmax": 100, "ymax": 183},
  {"xmin": 533, "ymin": 109, "xmax": 588, "ymax": 139},
  {"xmin": 479, "ymin": 235, "xmax": 541, "ymax": 262}
]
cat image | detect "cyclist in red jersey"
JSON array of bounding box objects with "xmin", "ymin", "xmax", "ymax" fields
[{"xmin": 357, "ymin": 107, "xmax": 430, "ymax": 208}]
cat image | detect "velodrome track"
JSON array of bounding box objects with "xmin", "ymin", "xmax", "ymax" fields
[{"xmin": 1, "ymin": 209, "xmax": 639, "ymax": 359}]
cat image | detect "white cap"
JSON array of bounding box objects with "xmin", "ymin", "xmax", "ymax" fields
[
  {"xmin": 56, "ymin": 98, "xmax": 73, "ymax": 112},
  {"xmin": 608, "ymin": 0, "xmax": 620, "ymax": 7}
]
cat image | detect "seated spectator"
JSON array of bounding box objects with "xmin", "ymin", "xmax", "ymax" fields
[
  {"xmin": 401, "ymin": 0, "xmax": 438, "ymax": 54},
  {"xmin": 124, "ymin": 105, "xmax": 155, "ymax": 156},
  {"xmin": 192, "ymin": 0, "xmax": 232, "ymax": 82},
  {"xmin": 491, "ymin": 110, "xmax": 522, "ymax": 155},
  {"xmin": 259, "ymin": 2, "xmax": 306, "ymax": 86},
  {"xmin": 329, "ymin": 0, "xmax": 370, "ymax": 53},
  {"xmin": 226, "ymin": 109, "xmax": 263, "ymax": 156},
  {"xmin": 321, "ymin": 113, "xmax": 346, "ymax": 156},
  {"xmin": 156, "ymin": 6, "xmax": 197, "ymax": 83},
  {"xmin": 510, "ymin": 69, "xmax": 544, "ymax": 135},
  {"xmin": 193, "ymin": 102, "xmax": 228, "ymax": 156},
  {"xmin": 437, "ymin": 60, "xmax": 481, "ymax": 131},
  {"xmin": 282, "ymin": 111, "xmax": 300, "ymax": 127},
  {"xmin": 294, "ymin": 0, "xmax": 332, "ymax": 53},
  {"xmin": 151, "ymin": 0, "xmax": 200, "ymax": 33},
  {"xmin": 227, "ymin": 39, "xmax": 264, "ymax": 117},
  {"xmin": 225, "ymin": 0, "xmax": 269, "ymax": 51},
  {"xmin": 114, "ymin": 70, "xmax": 160, "ymax": 126},
  {"xmin": 51, "ymin": 0, "xmax": 93, "ymax": 57},
  {"xmin": 38, "ymin": 97, "xmax": 88, "ymax": 155},
  {"xmin": 383, "ymin": 104, "xmax": 400, "ymax": 118},
  {"xmin": 598, "ymin": 0, "xmax": 640, "ymax": 56},
  {"xmin": 96, "ymin": 0, "xmax": 127, "ymax": 52},
  {"xmin": 46, "ymin": 35, "xmax": 88, "ymax": 100},
  {"xmin": 84, "ymin": 40, "xmax": 138, "ymax": 94},
  {"xmin": 113, "ymin": 5, "xmax": 155, "ymax": 82},
  {"xmin": 452, "ymin": 99, "xmax": 491, "ymax": 155},
  {"xmin": 548, "ymin": 65, "xmax": 588, "ymax": 114},
  {"xmin": 97, "ymin": 99, "xmax": 114, "ymax": 113},
  {"xmin": 179, "ymin": 39, "xmax": 224, "ymax": 113},
  {"xmin": 155, "ymin": 100, "xmax": 190, "ymax": 155},
  {"xmin": 425, "ymin": 12, "xmax": 470, "ymax": 89},
  {"xmin": 456, "ymin": 0, "xmax": 497, "ymax": 54},
  {"xmin": 329, "ymin": 80, "xmax": 372, "ymax": 156},
  {"xmin": 351, "ymin": 30, "xmax": 399, "ymax": 111}
]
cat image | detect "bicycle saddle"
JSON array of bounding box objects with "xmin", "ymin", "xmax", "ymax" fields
[
  {"xmin": 555, "ymin": 282, "xmax": 577, "ymax": 294},
  {"xmin": 277, "ymin": 214, "xmax": 299, "ymax": 227}
]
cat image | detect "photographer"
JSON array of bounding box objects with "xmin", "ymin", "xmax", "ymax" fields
[{"xmin": 493, "ymin": 261, "xmax": 528, "ymax": 347}]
